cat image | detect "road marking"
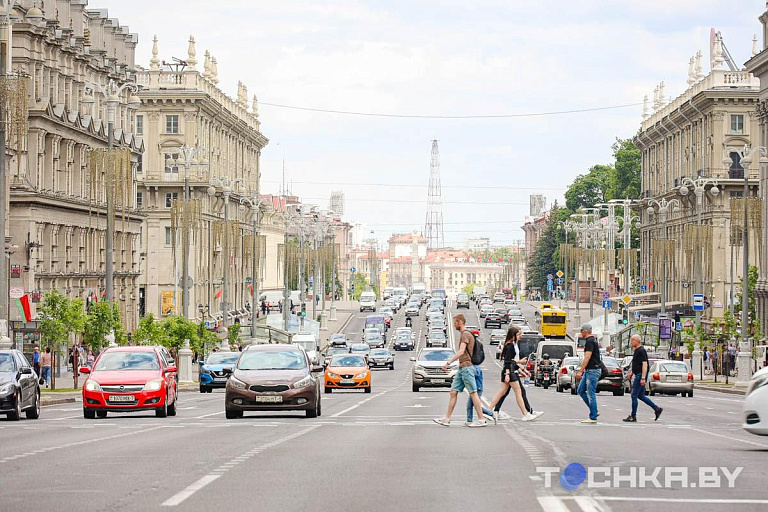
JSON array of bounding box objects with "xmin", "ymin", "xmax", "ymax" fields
[
  {"xmin": 560, "ymin": 496, "xmax": 768, "ymax": 505},
  {"xmin": 195, "ymin": 411, "xmax": 224, "ymax": 419},
  {"xmin": 689, "ymin": 426, "xmax": 768, "ymax": 449},
  {"xmin": 403, "ymin": 404, "xmax": 430, "ymax": 408},
  {"xmin": 537, "ymin": 496, "xmax": 571, "ymax": 512},
  {"xmin": 162, "ymin": 425, "xmax": 319, "ymax": 507}
]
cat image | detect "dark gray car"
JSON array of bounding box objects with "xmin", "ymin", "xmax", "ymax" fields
[{"xmin": 0, "ymin": 350, "xmax": 41, "ymax": 420}]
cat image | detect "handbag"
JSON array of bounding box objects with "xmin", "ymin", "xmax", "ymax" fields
[{"xmin": 38, "ymin": 376, "xmax": 45, "ymax": 385}]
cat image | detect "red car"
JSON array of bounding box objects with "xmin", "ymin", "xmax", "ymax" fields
[{"xmin": 80, "ymin": 346, "xmax": 178, "ymax": 419}]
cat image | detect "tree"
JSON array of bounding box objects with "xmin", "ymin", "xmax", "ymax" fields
[
  {"xmin": 351, "ymin": 273, "xmax": 368, "ymax": 301},
  {"xmin": 610, "ymin": 138, "xmax": 641, "ymax": 200},
  {"xmin": 462, "ymin": 283, "xmax": 476, "ymax": 296},
  {"xmin": 37, "ymin": 290, "xmax": 72, "ymax": 351},
  {"xmin": 527, "ymin": 205, "xmax": 561, "ymax": 293},
  {"xmin": 134, "ymin": 314, "xmax": 170, "ymax": 346},
  {"xmin": 564, "ymin": 164, "xmax": 612, "ymax": 211},
  {"xmin": 735, "ymin": 265, "xmax": 762, "ymax": 338},
  {"xmin": 83, "ymin": 301, "xmax": 124, "ymax": 351},
  {"xmin": 161, "ymin": 315, "xmax": 199, "ymax": 353},
  {"xmin": 228, "ymin": 322, "xmax": 242, "ymax": 347}
]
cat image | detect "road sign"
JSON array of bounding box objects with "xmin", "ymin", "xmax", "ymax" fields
[
  {"xmin": 601, "ymin": 300, "xmax": 611, "ymax": 308},
  {"xmin": 693, "ymin": 294, "xmax": 705, "ymax": 312},
  {"xmin": 547, "ymin": 274, "xmax": 554, "ymax": 280},
  {"xmin": 640, "ymin": 285, "xmax": 647, "ymax": 292},
  {"xmin": 547, "ymin": 282, "xmax": 553, "ymax": 291},
  {"xmin": 557, "ymin": 278, "xmax": 563, "ymax": 285},
  {"xmin": 9, "ymin": 287, "xmax": 23, "ymax": 299},
  {"xmin": 556, "ymin": 270, "xmax": 564, "ymax": 279},
  {"xmin": 602, "ymin": 292, "xmax": 610, "ymax": 299},
  {"xmin": 621, "ymin": 294, "xmax": 632, "ymax": 306},
  {"xmin": 350, "ymin": 267, "xmax": 357, "ymax": 274},
  {"xmin": 634, "ymin": 311, "xmax": 641, "ymax": 320},
  {"xmin": 676, "ymin": 321, "xmax": 682, "ymax": 331}
]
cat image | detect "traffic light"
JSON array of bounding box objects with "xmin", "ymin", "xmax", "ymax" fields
[{"xmin": 618, "ymin": 304, "xmax": 629, "ymax": 325}]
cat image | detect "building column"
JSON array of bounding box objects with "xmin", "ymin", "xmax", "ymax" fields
[{"xmin": 756, "ymin": 103, "xmax": 768, "ymax": 329}]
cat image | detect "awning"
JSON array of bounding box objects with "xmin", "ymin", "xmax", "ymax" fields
[{"xmin": 628, "ymin": 301, "xmax": 687, "ymax": 313}]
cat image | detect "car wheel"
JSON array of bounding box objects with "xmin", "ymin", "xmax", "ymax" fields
[
  {"xmin": 614, "ymin": 390, "xmax": 624, "ymax": 397},
  {"xmin": 325, "ymin": 386, "xmax": 332, "ymax": 394},
  {"xmin": 155, "ymin": 399, "xmax": 168, "ymax": 418},
  {"xmin": 570, "ymin": 385, "xmax": 577, "ymax": 395},
  {"xmin": 199, "ymin": 385, "xmax": 208, "ymax": 393},
  {"xmin": 225, "ymin": 407, "xmax": 241, "ymax": 419},
  {"xmin": 412, "ymin": 384, "xmax": 419, "ymax": 392},
  {"xmin": 649, "ymin": 389, "xmax": 656, "ymax": 396},
  {"xmin": 364, "ymin": 386, "xmax": 371, "ymax": 394},
  {"xmin": 389, "ymin": 364, "xmax": 395, "ymax": 370},
  {"xmin": 167, "ymin": 395, "xmax": 177, "ymax": 417},
  {"xmin": 556, "ymin": 383, "xmax": 563, "ymax": 393},
  {"xmin": 306, "ymin": 402, "xmax": 318, "ymax": 418},
  {"xmin": 25, "ymin": 391, "xmax": 40, "ymax": 420},
  {"xmin": 96, "ymin": 410, "xmax": 108, "ymax": 418},
  {"xmin": 543, "ymin": 383, "xmax": 549, "ymax": 390},
  {"xmin": 7, "ymin": 392, "xmax": 21, "ymax": 421},
  {"xmin": 689, "ymin": 390, "xmax": 694, "ymax": 397},
  {"xmin": 83, "ymin": 407, "xmax": 96, "ymax": 419}
]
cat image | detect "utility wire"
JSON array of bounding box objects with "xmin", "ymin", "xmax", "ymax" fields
[
  {"xmin": 261, "ymin": 179, "xmax": 566, "ymax": 191},
  {"xmin": 260, "ymin": 101, "xmax": 642, "ymax": 119}
]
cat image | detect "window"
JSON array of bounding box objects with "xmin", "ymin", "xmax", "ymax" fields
[
  {"xmin": 730, "ymin": 114, "xmax": 744, "ymax": 134},
  {"xmin": 136, "ymin": 115, "xmax": 144, "ymax": 135},
  {"xmin": 137, "ymin": 154, "xmax": 143, "ymax": 173},
  {"xmin": 165, "ymin": 115, "xmax": 179, "ymax": 134},
  {"xmin": 165, "ymin": 227, "xmax": 172, "ymax": 245},
  {"xmin": 136, "ymin": 192, "xmax": 143, "ymax": 208},
  {"xmin": 165, "ymin": 192, "xmax": 178, "ymax": 208},
  {"xmin": 164, "ymin": 153, "xmax": 179, "ymax": 175}
]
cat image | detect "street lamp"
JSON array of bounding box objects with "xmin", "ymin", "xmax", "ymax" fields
[
  {"xmin": 557, "ymin": 219, "xmax": 578, "ymax": 313},
  {"xmin": 678, "ymin": 177, "xmax": 719, "ymax": 378},
  {"xmin": 81, "ymin": 79, "xmax": 140, "ymax": 307},
  {"xmin": 170, "ymin": 144, "xmax": 208, "ymax": 319},
  {"xmin": 239, "ymin": 193, "xmax": 262, "ymax": 325},
  {"xmin": 729, "ymin": 145, "xmax": 768, "ymax": 366},
  {"xmin": 208, "ymin": 176, "xmax": 244, "ymax": 330},
  {"xmin": 646, "ymin": 197, "xmax": 682, "ymax": 316}
]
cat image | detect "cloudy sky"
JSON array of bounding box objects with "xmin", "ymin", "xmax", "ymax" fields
[{"xmin": 99, "ymin": 0, "xmax": 766, "ymax": 247}]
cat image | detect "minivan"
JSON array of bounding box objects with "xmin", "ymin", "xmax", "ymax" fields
[{"xmin": 359, "ymin": 292, "xmax": 377, "ymax": 312}]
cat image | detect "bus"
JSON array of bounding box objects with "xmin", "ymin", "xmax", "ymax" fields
[
  {"xmin": 431, "ymin": 288, "xmax": 447, "ymax": 306},
  {"xmin": 536, "ymin": 308, "xmax": 567, "ymax": 338},
  {"xmin": 502, "ymin": 288, "xmax": 515, "ymax": 300}
]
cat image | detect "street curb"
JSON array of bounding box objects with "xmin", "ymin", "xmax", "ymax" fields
[
  {"xmin": 696, "ymin": 385, "xmax": 746, "ymax": 396},
  {"xmin": 41, "ymin": 397, "xmax": 77, "ymax": 406}
]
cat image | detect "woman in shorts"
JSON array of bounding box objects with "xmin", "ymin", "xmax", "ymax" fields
[{"xmin": 488, "ymin": 325, "xmax": 538, "ymax": 423}]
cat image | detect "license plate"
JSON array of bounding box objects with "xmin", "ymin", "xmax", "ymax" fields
[
  {"xmin": 667, "ymin": 375, "xmax": 682, "ymax": 382},
  {"xmin": 253, "ymin": 396, "xmax": 283, "ymax": 403},
  {"xmin": 341, "ymin": 379, "xmax": 355, "ymax": 384},
  {"xmin": 431, "ymin": 379, "xmax": 446, "ymax": 384},
  {"xmin": 109, "ymin": 395, "xmax": 134, "ymax": 402}
]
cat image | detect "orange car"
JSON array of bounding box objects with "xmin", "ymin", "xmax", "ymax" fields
[{"xmin": 324, "ymin": 354, "xmax": 371, "ymax": 393}]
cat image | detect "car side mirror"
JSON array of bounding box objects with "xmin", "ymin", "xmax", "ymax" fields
[
  {"xmin": 410, "ymin": 357, "xmax": 416, "ymax": 362},
  {"xmin": 21, "ymin": 367, "xmax": 33, "ymax": 375},
  {"xmin": 311, "ymin": 366, "xmax": 324, "ymax": 373},
  {"xmin": 79, "ymin": 366, "xmax": 91, "ymax": 374},
  {"xmin": 165, "ymin": 366, "xmax": 178, "ymax": 374}
]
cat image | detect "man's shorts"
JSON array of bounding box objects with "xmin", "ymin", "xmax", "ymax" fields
[{"xmin": 451, "ymin": 365, "xmax": 478, "ymax": 393}]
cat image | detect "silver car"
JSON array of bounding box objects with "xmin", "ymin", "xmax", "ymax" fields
[
  {"xmin": 556, "ymin": 356, "xmax": 582, "ymax": 393},
  {"xmin": 489, "ymin": 329, "xmax": 506, "ymax": 346},
  {"xmin": 648, "ymin": 360, "xmax": 694, "ymax": 397},
  {"xmin": 411, "ymin": 348, "xmax": 458, "ymax": 392},
  {"xmin": 405, "ymin": 305, "xmax": 420, "ymax": 317}
]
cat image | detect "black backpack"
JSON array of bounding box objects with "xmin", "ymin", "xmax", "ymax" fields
[{"xmin": 468, "ymin": 332, "xmax": 485, "ymax": 365}]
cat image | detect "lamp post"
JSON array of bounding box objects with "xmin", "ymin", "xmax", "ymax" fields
[
  {"xmin": 731, "ymin": 145, "xmax": 768, "ymax": 369},
  {"xmin": 171, "ymin": 144, "xmax": 207, "ymax": 319},
  {"xmin": 647, "ymin": 197, "xmax": 682, "ymax": 316},
  {"xmin": 208, "ymin": 176, "xmax": 243, "ymax": 329},
  {"xmin": 678, "ymin": 177, "xmax": 720, "ymax": 379},
  {"xmin": 82, "ymin": 79, "xmax": 140, "ymax": 307},
  {"xmin": 239, "ymin": 194, "xmax": 262, "ymax": 325},
  {"xmin": 557, "ymin": 220, "xmax": 577, "ymax": 313},
  {"xmin": 570, "ymin": 213, "xmax": 590, "ymax": 327}
]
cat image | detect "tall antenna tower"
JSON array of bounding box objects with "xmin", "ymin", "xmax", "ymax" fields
[{"xmin": 425, "ymin": 140, "xmax": 444, "ymax": 250}]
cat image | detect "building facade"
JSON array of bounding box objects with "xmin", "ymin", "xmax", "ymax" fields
[
  {"xmin": 135, "ymin": 36, "xmax": 267, "ymax": 322},
  {"xmin": 6, "ymin": 2, "xmax": 144, "ymax": 331},
  {"xmin": 635, "ymin": 35, "xmax": 760, "ymax": 318}
]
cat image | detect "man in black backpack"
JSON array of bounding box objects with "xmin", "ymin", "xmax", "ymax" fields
[{"xmin": 433, "ymin": 314, "xmax": 488, "ymax": 427}]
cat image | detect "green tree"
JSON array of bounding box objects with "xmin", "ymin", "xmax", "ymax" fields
[
  {"xmin": 564, "ymin": 164, "xmax": 612, "ymax": 211},
  {"xmin": 351, "ymin": 273, "xmax": 368, "ymax": 301},
  {"xmin": 228, "ymin": 322, "xmax": 242, "ymax": 347},
  {"xmin": 527, "ymin": 205, "xmax": 561, "ymax": 293},
  {"xmin": 197, "ymin": 321, "xmax": 218, "ymax": 356},
  {"xmin": 461, "ymin": 283, "xmax": 476, "ymax": 295},
  {"xmin": 37, "ymin": 290, "xmax": 72, "ymax": 350},
  {"xmin": 134, "ymin": 313, "xmax": 170, "ymax": 346},
  {"xmin": 610, "ymin": 138, "xmax": 641, "ymax": 200},
  {"xmin": 161, "ymin": 315, "xmax": 199, "ymax": 352},
  {"xmin": 83, "ymin": 301, "xmax": 124, "ymax": 351},
  {"xmin": 735, "ymin": 265, "xmax": 761, "ymax": 337}
]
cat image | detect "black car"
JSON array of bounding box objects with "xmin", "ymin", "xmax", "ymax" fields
[
  {"xmin": 368, "ymin": 349, "xmax": 395, "ymax": 370},
  {"xmin": 570, "ymin": 357, "xmax": 625, "ymax": 396},
  {"xmin": 484, "ymin": 313, "xmax": 502, "ymax": 329},
  {"xmin": 393, "ymin": 334, "xmax": 415, "ymax": 351},
  {"xmin": 0, "ymin": 350, "xmax": 41, "ymax": 420},
  {"xmin": 494, "ymin": 308, "xmax": 510, "ymax": 324},
  {"xmin": 426, "ymin": 330, "xmax": 448, "ymax": 348}
]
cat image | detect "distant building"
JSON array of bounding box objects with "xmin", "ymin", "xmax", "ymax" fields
[
  {"xmin": 464, "ymin": 237, "xmax": 490, "ymax": 253},
  {"xmin": 328, "ymin": 191, "xmax": 344, "ymax": 217},
  {"xmin": 530, "ymin": 194, "xmax": 547, "ymax": 218}
]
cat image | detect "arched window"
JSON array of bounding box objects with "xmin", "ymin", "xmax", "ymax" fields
[{"xmin": 728, "ymin": 151, "xmax": 744, "ymax": 179}]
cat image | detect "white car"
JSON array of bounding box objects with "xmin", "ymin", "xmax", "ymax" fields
[
  {"xmin": 743, "ymin": 366, "xmax": 768, "ymax": 436},
  {"xmin": 411, "ymin": 348, "xmax": 458, "ymax": 392}
]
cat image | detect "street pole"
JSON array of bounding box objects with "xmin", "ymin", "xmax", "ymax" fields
[
  {"xmin": 282, "ymin": 219, "xmax": 290, "ymax": 328},
  {"xmin": 222, "ymin": 191, "xmax": 230, "ymax": 329},
  {"xmin": 0, "ymin": 18, "xmax": 7, "ymax": 332},
  {"xmin": 252, "ymin": 206, "xmax": 259, "ymax": 322},
  {"xmin": 661, "ymin": 214, "xmax": 667, "ymax": 316},
  {"xmin": 330, "ymin": 231, "xmax": 337, "ymax": 321},
  {"xmin": 742, "ymin": 160, "xmax": 750, "ymax": 352}
]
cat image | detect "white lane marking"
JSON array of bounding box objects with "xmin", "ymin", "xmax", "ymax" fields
[
  {"xmin": 560, "ymin": 496, "xmax": 768, "ymax": 505},
  {"xmin": 195, "ymin": 411, "xmax": 224, "ymax": 419},
  {"xmin": 689, "ymin": 426, "xmax": 768, "ymax": 449},
  {"xmin": 403, "ymin": 404, "xmax": 431, "ymax": 408},
  {"xmin": 161, "ymin": 475, "xmax": 221, "ymax": 507},
  {"xmin": 162, "ymin": 425, "xmax": 319, "ymax": 507},
  {"xmin": 537, "ymin": 496, "xmax": 571, "ymax": 512},
  {"xmin": 0, "ymin": 426, "xmax": 163, "ymax": 464},
  {"xmin": 330, "ymin": 377, "xmax": 403, "ymax": 418},
  {"xmin": 43, "ymin": 415, "xmax": 84, "ymax": 421},
  {"xmin": 575, "ymin": 496, "xmax": 604, "ymax": 512}
]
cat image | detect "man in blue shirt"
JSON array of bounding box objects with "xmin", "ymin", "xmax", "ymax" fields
[{"xmin": 466, "ymin": 364, "xmax": 494, "ymax": 425}]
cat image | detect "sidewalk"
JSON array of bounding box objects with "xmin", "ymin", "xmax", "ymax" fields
[{"xmin": 695, "ymin": 378, "xmax": 747, "ymax": 395}]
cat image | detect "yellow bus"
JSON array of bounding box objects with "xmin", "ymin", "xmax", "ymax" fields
[{"xmin": 537, "ymin": 308, "xmax": 567, "ymax": 338}]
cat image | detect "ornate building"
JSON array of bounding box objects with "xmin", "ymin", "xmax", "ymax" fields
[
  {"xmin": 635, "ymin": 34, "xmax": 760, "ymax": 318},
  {"xmin": 5, "ymin": 2, "xmax": 143, "ymax": 333},
  {"xmin": 135, "ymin": 36, "xmax": 267, "ymax": 323}
]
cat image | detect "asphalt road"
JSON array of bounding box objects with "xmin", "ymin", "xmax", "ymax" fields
[{"xmin": 1, "ymin": 300, "xmax": 766, "ymax": 512}]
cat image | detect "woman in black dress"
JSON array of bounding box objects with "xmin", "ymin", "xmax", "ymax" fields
[{"xmin": 488, "ymin": 325, "xmax": 534, "ymax": 422}]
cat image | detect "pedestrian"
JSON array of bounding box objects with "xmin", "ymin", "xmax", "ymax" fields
[
  {"xmin": 465, "ymin": 363, "xmax": 494, "ymax": 426},
  {"xmin": 704, "ymin": 347, "xmax": 710, "ymax": 373},
  {"xmin": 575, "ymin": 323, "xmax": 601, "ymax": 424},
  {"xmin": 41, "ymin": 347, "xmax": 52, "ymax": 388},
  {"xmin": 278, "ymin": 300, "xmax": 283, "ymax": 313},
  {"xmin": 87, "ymin": 349, "xmax": 95, "ymax": 368},
  {"xmin": 433, "ymin": 314, "xmax": 487, "ymax": 427},
  {"xmin": 32, "ymin": 346, "xmax": 41, "ymax": 377},
  {"xmin": 488, "ymin": 325, "xmax": 538, "ymax": 422},
  {"xmin": 623, "ymin": 335, "xmax": 663, "ymax": 422},
  {"xmin": 493, "ymin": 327, "xmax": 542, "ymax": 421},
  {"xmin": 261, "ymin": 300, "xmax": 268, "ymax": 316}
]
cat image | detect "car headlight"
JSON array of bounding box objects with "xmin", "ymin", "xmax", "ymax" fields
[
  {"xmin": 326, "ymin": 372, "xmax": 339, "ymax": 379},
  {"xmin": 355, "ymin": 372, "xmax": 368, "ymax": 379},
  {"xmin": 747, "ymin": 374, "xmax": 768, "ymax": 396},
  {"xmin": 414, "ymin": 365, "xmax": 425, "ymax": 372},
  {"xmin": 293, "ymin": 375, "xmax": 312, "ymax": 389},
  {"xmin": 85, "ymin": 379, "xmax": 101, "ymax": 392},
  {"xmin": 0, "ymin": 383, "xmax": 14, "ymax": 396},
  {"xmin": 143, "ymin": 379, "xmax": 163, "ymax": 392},
  {"xmin": 229, "ymin": 376, "xmax": 248, "ymax": 390},
  {"xmin": 201, "ymin": 368, "xmax": 212, "ymax": 375}
]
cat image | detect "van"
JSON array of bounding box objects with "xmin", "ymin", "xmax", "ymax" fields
[
  {"xmin": 535, "ymin": 339, "xmax": 577, "ymax": 366},
  {"xmin": 292, "ymin": 332, "xmax": 320, "ymax": 365},
  {"xmin": 359, "ymin": 291, "xmax": 377, "ymax": 312}
]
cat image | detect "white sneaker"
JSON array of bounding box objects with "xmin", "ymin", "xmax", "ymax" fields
[
  {"xmin": 467, "ymin": 419, "xmax": 487, "ymax": 427},
  {"xmin": 463, "ymin": 421, "xmax": 472, "ymax": 427},
  {"xmin": 521, "ymin": 413, "xmax": 535, "ymax": 422},
  {"xmin": 492, "ymin": 411, "xmax": 499, "ymax": 425},
  {"xmin": 532, "ymin": 410, "xmax": 544, "ymax": 419},
  {"xmin": 433, "ymin": 417, "xmax": 451, "ymax": 427}
]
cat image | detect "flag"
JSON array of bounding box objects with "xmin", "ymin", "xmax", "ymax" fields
[
  {"xmin": 16, "ymin": 295, "xmax": 32, "ymax": 322},
  {"xmin": 215, "ymin": 289, "xmax": 222, "ymax": 299},
  {"xmin": 248, "ymin": 284, "xmax": 253, "ymax": 295}
]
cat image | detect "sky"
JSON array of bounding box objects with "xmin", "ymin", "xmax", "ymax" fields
[{"xmin": 98, "ymin": 0, "xmax": 767, "ymax": 247}]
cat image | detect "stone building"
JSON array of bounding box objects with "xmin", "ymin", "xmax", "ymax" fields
[
  {"xmin": 5, "ymin": 2, "xmax": 144, "ymax": 332},
  {"xmin": 135, "ymin": 36, "xmax": 267, "ymax": 322},
  {"xmin": 635, "ymin": 34, "xmax": 760, "ymax": 318}
]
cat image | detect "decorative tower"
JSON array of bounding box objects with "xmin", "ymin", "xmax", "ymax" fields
[{"xmin": 424, "ymin": 140, "xmax": 445, "ymax": 250}]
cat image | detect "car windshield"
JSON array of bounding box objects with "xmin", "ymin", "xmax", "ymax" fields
[
  {"xmin": 603, "ymin": 358, "xmax": 620, "ymax": 368},
  {"xmin": 397, "ymin": 333, "xmax": 411, "ymax": 340},
  {"xmin": 370, "ymin": 349, "xmax": 390, "ymax": 356},
  {"xmin": 421, "ymin": 350, "xmax": 455, "ymax": 361},
  {"xmin": 539, "ymin": 345, "xmax": 573, "ymax": 361},
  {"xmin": 0, "ymin": 354, "xmax": 16, "ymax": 372},
  {"xmin": 491, "ymin": 330, "xmax": 506, "ymax": 336},
  {"xmin": 563, "ymin": 357, "xmax": 581, "ymax": 366},
  {"xmin": 206, "ymin": 353, "xmax": 240, "ymax": 365},
  {"xmin": 94, "ymin": 351, "xmax": 160, "ymax": 371},
  {"xmin": 429, "ymin": 331, "xmax": 446, "ymax": 339},
  {"xmin": 239, "ymin": 350, "xmax": 306, "ymax": 370},
  {"xmin": 350, "ymin": 345, "xmax": 369, "ymax": 352},
  {"xmin": 326, "ymin": 348, "xmax": 347, "ymax": 357},
  {"xmin": 331, "ymin": 355, "xmax": 366, "ymax": 367},
  {"xmin": 660, "ymin": 362, "xmax": 689, "ymax": 373}
]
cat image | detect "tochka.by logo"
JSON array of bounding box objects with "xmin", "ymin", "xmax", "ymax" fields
[{"xmin": 536, "ymin": 463, "xmax": 743, "ymax": 490}]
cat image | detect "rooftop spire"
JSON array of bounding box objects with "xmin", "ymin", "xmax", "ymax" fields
[
  {"xmin": 712, "ymin": 33, "xmax": 724, "ymax": 71},
  {"xmin": 687, "ymin": 56, "xmax": 695, "ymax": 86},
  {"xmin": 753, "ymin": 34, "xmax": 760, "ymax": 57},
  {"xmin": 252, "ymin": 95, "xmax": 259, "ymax": 118},
  {"xmin": 150, "ymin": 35, "xmax": 160, "ymax": 70},
  {"xmin": 642, "ymin": 95, "xmax": 649, "ymax": 119},
  {"xmin": 695, "ymin": 50, "xmax": 704, "ymax": 80},
  {"xmin": 203, "ymin": 50, "xmax": 211, "ymax": 79},
  {"xmin": 187, "ymin": 36, "xmax": 197, "ymax": 70},
  {"xmin": 211, "ymin": 57, "xmax": 219, "ymax": 84}
]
